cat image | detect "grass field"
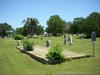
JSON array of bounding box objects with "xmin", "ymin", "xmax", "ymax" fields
[{"xmin": 0, "ymin": 35, "xmax": 100, "ymax": 75}]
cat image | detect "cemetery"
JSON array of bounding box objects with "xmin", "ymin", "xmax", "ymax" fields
[
  {"xmin": 0, "ymin": 34, "xmax": 100, "ymax": 75},
  {"xmin": 16, "ymin": 37, "xmax": 90, "ymax": 64},
  {"xmin": 0, "ymin": 0, "xmax": 100, "ymax": 74}
]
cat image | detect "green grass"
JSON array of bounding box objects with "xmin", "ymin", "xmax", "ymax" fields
[{"xmin": 0, "ymin": 35, "xmax": 100, "ymax": 75}]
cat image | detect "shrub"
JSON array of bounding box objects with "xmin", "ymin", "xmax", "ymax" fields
[
  {"xmin": 24, "ymin": 40, "xmax": 35, "ymax": 51},
  {"xmin": 46, "ymin": 44, "xmax": 65, "ymax": 60},
  {"xmin": 14, "ymin": 35, "xmax": 24, "ymax": 40}
]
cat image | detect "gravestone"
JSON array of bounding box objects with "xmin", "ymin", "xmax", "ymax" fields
[
  {"xmin": 57, "ymin": 33, "xmax": 61, "ymax": 36},
  {"xmin": 91, "ymin": 31, "xmax": 96, "ymax": 56},
  {"xmin": 46, "ymin": 40, "xmax": 51, "ymax": 47},
  {"xmin": 23, "ymin": 43, "xmax": 27, "ymax": 51},
  {"xmin": 17, "ymin": 40, "xmax": 20, "ymax": 46},
  {"xmin": 64, "ymin": 38, "xmax": 67, "ymax": 45},
  {"xmin": 64, "ymin": 34, "xmax": 66, "ymax": 39},
  {"xmin": 64, "ymin": 34, "xmax": 67, "ymax": 45},
  {"xmin": 33, "ymin": 34, "xmax": 37, "ymax": 37},
  {"xmin": 69, "ymin": 35, "xmax": 73, "ymax": 45},
  {"xmin": 91, "ymin": 31, "xmax": 96, "ymax": 42},
  {"xmin": 76, "ymin": 33, "xmax": 79, "ymax": 36}
]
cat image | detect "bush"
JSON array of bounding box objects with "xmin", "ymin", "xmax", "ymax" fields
[
  {"xmin": 46, "ymin": 44, "xmax": 64, "ymax": 60},
  {"xmin": 24, "ymin": 40, "xmax": 35, "ymax": 51},
  {"xmin": 14, "ymin": 35, "xmax": 24, "ymax": 40}
]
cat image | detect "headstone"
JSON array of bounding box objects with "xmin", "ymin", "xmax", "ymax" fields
[
  {"xmin": 69, "ymin": 35, "xmax": 73, "ymax": 45},
  {"xmin": 17, "ymin": 40, "xmax": 20, "ymax": 46},
  {"xmin": 91, "ymin": 31, "xmax": 96, "ymax": 42},
  {"xmin": 57, "ymin": 33, "xmax": 61, "ymax": 36},
  {"xmin": 91, "ymin": 31, "xmax": 96, "ymax": 56},
  {"xmin": 76, "ymin": 33, "xmax": 79, "ymax": 36},
  {"xmin": 46, "ymin": 40, "xmax": 51, "ymax": 47},
  {"xmin": 64, "ymin": 34, "xmax": 67, "ymax": 45},
  {"xmin": 64, "ymin": 38, "xmax": 67, "ymax": 45},
  {"xmin": 23, "ymin": 43, "xmax": 27, "ymax": 51},
  {"xmin": 33, "ymin": 34, "xmax": 37, "ymax": 37},
  {"xmin": 64, "ymin": 34, "xmax": 66, "ymax": 39},
  {"xmin": 68, "ymin": 37, "xmax": 70, "ymax": 41}
]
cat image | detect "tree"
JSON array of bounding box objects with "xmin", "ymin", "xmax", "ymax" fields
[
  {"xmin": 15, "ymin": 27, "xmax": 28, "ymax": 36},
  {"xmin": 36, "ymin": 25, "xmax": 44, "ymax": 35},
  {"xmin": 23, "ymin": 17, "xmax": 39, "ymax": 36},
  {"xmin": 0, "ymin": 23, "xmax": 13, "ymax": 38},
  {"xmin": 15, "ymin": 18, "xmax": 44, "ymax": 36},
  {"xmin": 64, "ymin": 22, "xmax": 72, "ymax": 33},
  {"xmin": 46, "ymin": 15, "xmax": 66, "ymax": 36},
  {"xmin": 70, "ymin": 17, "xmax": 85, "ymax": 34},
  {"xmin": 15, "ymin": 27, "xmax": 23, "ymax": 35},
  {"xmin": 83, "ymin": 12, "xmax": 100, "ymax": 37},
  {"xmin": 70, "ymin": 12, "xmax": 100, "ymax": 37}
]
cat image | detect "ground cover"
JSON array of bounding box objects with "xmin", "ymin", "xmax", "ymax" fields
[{"xmin": 0, "ymin": 35, "xmax": 100, "ymax": 75}]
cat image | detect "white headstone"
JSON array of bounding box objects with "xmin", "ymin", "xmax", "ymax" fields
[{"xmin": 69, "ymin": 35, "xmax": 73, "ymax": 45}]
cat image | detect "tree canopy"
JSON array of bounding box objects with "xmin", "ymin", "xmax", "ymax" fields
[
  {"xmin": 46, "ymin": 15, "xmax": 66, "ymax": 36},
  {"xmin": 15, "ymin": 17, "xmax": 44, "ymax": 36},
  {"xmin": 70, "ymin": 12, "xmax": 100, "ymax": 37},
  {"xmin": 0, "ymin": 23, "xmax": 13, "ymax": 38},
  {"xmin": 0, "ymin": 12, "xmax": 100, "ymax": 38}
]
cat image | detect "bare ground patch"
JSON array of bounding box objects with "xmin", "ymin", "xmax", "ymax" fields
[{"xmin": 17, "ymin": 46, "xmax": 90, "ymax": 64}]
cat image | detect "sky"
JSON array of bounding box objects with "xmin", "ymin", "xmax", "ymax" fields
[{"xmin": 0, "ymin": 0, "xmax": 100, "ymax": 29}]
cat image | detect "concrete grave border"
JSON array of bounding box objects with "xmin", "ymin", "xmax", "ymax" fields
[{"xmin": 16, "ymin": 46, "xmax": 90, "ymax": 64}]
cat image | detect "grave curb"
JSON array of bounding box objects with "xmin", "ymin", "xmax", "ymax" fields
[{"xmin": 16, "ymin": 46, "xmax": 90, "ymax": 64}]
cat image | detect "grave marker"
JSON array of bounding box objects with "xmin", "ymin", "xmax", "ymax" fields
[
  {"xmin": 64, "ymin": 34, "xmax": 66, "ymax": 39},
  {"xmin": 69, "ymin": 35, "xmax": 73, "ymax": 45},
  {"xmin": 23, "ymin": 43, "xmax": 27, "ymax": 51},
  {"xmin": 91, "ymin": 31, "xmax": 96, "ymax": 56},
  {"xmin": 17, "ymin": 40, "xmax": 20, "ymax": 46},
  {"xmin": 64, "ymin": 38, "xmax": 67, "ymax": 45},
  {"xmin": 46, "ymin": 40, "xmax": 51, "ymax": 47},
  {"xmin": 64, "ymin": 34, "xmax": 67, "ymax": 45}
]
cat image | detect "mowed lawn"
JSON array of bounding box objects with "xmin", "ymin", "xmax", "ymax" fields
[{"xmin": 0, "ymin": 35, "xmax": 100, "ymax": 75}]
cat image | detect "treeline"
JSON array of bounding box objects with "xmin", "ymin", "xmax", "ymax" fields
[
  {"xmin": 0, "ymin": 12, "xmax": 100, "ymax": 38},
  {"xmin": 46, "ymin": 12, "xmax": 100, "ymax": 37},
  {"xmin": 15, "ymin": 18, "xmax": 44, "ymax": 36},
  {"xmin": 70, "ymin": 12, "xmax": 100, "ymax": 37},
  {"xmin": 0, "ymin": 23, "xmax": 14, "ymax": 38}
]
